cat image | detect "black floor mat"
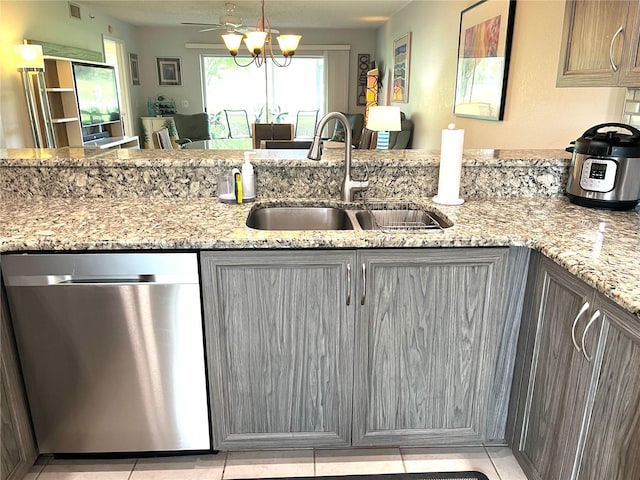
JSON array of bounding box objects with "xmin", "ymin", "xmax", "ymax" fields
[{"xmin": 237, "ymin": 473, "xmax": 490, "ymax": 480}]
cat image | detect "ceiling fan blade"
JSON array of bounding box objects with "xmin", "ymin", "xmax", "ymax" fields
[{"xmin": 181, "ymin": 22, "xmax": 222, "ymax": 27}]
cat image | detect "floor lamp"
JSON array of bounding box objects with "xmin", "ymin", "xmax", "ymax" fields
[{"xmin": 14, "ymin": 44, "xmax": 56, "ymax": 148}]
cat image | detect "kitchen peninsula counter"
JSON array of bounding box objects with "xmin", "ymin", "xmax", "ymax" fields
[{"xmin": 1, "ymin": 147, "xmax": 639, "ymax": 318}]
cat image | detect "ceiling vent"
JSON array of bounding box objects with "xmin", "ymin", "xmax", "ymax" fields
[{"xmin": 68, "ymin": 2, "xmax": 81, "ymax": 20}]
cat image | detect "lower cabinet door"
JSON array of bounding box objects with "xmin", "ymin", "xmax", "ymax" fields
[
  {"xmin": 201, "ymin": 250, "xmax": 356, "ymax": 450},
  {"xmin": 513, "ymin": 256, "xmax": 599, "ymax": 480},
  {"xmin": 576, "ymin": 296, "xmax": 640, "ymax": 480},
  {"xmin": 352, "ymin": 248, "xmax": 509, "ymax": 446}
]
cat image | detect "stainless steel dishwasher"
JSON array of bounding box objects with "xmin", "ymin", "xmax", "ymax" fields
[{"xmin": 1, "ymin": 252, "xmax": 210, "ymax": 454}]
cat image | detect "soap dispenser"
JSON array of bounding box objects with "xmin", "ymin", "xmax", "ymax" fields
[{"xmin": 242, "ymin": 151, "xmax": 256, "ymax": 202}]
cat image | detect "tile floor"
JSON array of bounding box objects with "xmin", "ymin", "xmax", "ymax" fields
[{"xmin": 24, "ymin": 447, "xmax": 528, "ymax": 480}]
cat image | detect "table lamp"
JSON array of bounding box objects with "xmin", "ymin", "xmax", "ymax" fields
[{"xmin": 366, "ymin": 106, "xmax": 401, "ymax": 149}]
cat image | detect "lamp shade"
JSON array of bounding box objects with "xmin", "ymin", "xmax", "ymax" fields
[
  {"xmin": 222, "ymin": 33, "xmax": 243, "ymax": 55},
  {"xmin": 244, "ymin": 31, "xmax": 268, "ymax": 54},
  {"xmin": 276, "ymin": 35, "xmax": 302, "ymax": 56},
  {"xmin": 367, "ymin": 106, "xmax": 401, "ymax": 132},
  {"xmin": 14, "ymin": 44, "xmax": 44, "ymax": 70}
]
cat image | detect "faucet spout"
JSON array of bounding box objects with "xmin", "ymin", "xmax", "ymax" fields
[{"xmin": 307, "ymin": 111, "xmax": 369, "ymax": 201}]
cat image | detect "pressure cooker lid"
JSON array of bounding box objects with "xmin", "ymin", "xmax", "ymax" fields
[{"xmin": 572, "ymin": 122, "xmax": 640, "ymax": 157}]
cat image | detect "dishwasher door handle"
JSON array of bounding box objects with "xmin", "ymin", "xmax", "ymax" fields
[
  {"xmin": 62, "ymin": 275, "xmax": 159, "ymax": 284},
  {"xmin": 7, "ymin": 273, "xmax": 198, "ymax": 286}
]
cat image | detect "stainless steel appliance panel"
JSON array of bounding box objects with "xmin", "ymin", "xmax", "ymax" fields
[{"xmin": 2, "ymin": 253, "xmax": 210, "ymax": 454}]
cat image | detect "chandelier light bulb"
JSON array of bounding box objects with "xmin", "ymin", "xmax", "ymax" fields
[
  {"xmin": 276, "ymin": 35, "xmax": 301, "ymax": 57},
  {"xmin": 222, "ymin": 33, "xmax": 243, "ymax": 56},
  {"xmin": 244, "ymin": 31, "xmax": 268, "ymax": 56},
  {"xmin": 221, "ymin": 0, "xmax": 301, "ymax": 67}
]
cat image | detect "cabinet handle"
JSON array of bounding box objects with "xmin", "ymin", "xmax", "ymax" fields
[
  {"xmin": 609, "ymin": 25, "xmax": 624, "ymax": 72},
  {"xmin": 571, "ymin": 302, "xmax": 590, "ymax": 352},
  {"xmin": 360, "ymin": 263, "xmax": 366, "ymax": 305},
  {"xmin": 346, "ymin": 263, "xmax": 351, "ymax": 306},
  {"xmin": 581, "ymin": 310, "xmax": 601, "ymax": 363}
]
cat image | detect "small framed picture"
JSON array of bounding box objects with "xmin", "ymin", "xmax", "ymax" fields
[
  {"xmin": 392, "ymin": 32, "xmax": 411, "ymax": 103},
  {"xmin": 129, "ymin": 53, "xmax": 140, "ymax": 86},
  {"xmin": 156, "ymin": 57, "xmax": 182, "ymax": 86}
]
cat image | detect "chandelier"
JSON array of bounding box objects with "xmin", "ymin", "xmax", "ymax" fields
[{"xmin": 221, "ymin": 0, "xmax": 301, "ymax": 68}]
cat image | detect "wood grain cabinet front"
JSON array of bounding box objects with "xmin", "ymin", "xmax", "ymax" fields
[
  {"xmin": 558, "ymin": 0, "xmax": 640, "ymax": 87},
  {"xmin": 512, "ymin": 254, "xmax": 640, "ymax": 480},
  {"xmin": 201, "ymin": 250, "xmax": 357, "ymax": 450},
  {"xmin": 201, "ymin": 247, "xmax": 523, "ymax": 450},
  {"xmin": 351, "ymin": 248, "xmax": 514, "ymax": 447}
]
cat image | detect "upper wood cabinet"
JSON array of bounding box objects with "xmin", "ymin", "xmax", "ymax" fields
[{"xmin": 557, "ymin": 0, "xmax": 640, "ymax": 87}]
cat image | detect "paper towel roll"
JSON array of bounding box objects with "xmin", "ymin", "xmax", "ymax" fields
[{"xmin": 433, "ymin": 123, "xmax": 465, "ymax": 205}]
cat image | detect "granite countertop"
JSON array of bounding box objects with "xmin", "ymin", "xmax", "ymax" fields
[{"xmin": 1, "ymin": 194, "xmax": 639, "ymax": 317}]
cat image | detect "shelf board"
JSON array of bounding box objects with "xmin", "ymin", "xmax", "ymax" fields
[
  {"xmin": 47, "ymin": 87, "xmax": 75, "ymax": 92},
  {"xmin": 51, "ymin": 117, "xmax": 79, "ymax": 124}
]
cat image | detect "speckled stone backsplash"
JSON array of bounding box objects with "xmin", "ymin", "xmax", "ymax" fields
[{"xmin": 0, "ymin": 148, "xmax": 571, "ymax": 200}]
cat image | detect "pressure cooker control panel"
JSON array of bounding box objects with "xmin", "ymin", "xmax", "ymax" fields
[{"xmin": 579, "ymin": 157, "xmax": 617, "ymax": 192}]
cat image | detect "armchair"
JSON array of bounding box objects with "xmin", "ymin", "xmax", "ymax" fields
[
  {"xmin": 329, "ymin": 113, "xmax": 364, "ymax": 147},
  {"xmin": 171, "ymin": 113, "xmax": 211, "ymax": 147},
  {"xmin": 388, "ymin": 114, "xmax": 413, "ymax": 149}
]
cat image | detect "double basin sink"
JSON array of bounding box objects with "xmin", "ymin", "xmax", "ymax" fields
[{"xmin": 246, "ymin": 203, "xmax": 452, "ymax": 232}]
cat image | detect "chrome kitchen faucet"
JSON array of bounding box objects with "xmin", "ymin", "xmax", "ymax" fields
[{"xmin": 307, "ymin": 111, "xmax": 369, "ymax": 201}]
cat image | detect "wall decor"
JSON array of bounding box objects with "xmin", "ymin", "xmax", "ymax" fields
[
  {"xmin": 392, "ymin": 32, "xmax": 411, "ymax": 103},
  {"xmin": 454, "ymin": 0, "xmax": 516, "ymax": 121},
  {"xmin": 129, "ymin": 53, "xmax": 140, "ymax": 86},
  {"xmin": 357, "ymin": 53, "xmax": 371, "ymax": 106},
  {"xmin": 156, "ymin": 57, "xmax": 182, "ymax": 86},
  {"xmin": 26, "ymin": 39, "xmax": 102, "ymax": 62}
]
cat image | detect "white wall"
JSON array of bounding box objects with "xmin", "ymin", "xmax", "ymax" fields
[
  {"xmin": 0, "ymin": 0, "xmax": 375, "ymax": 147},
  {"xmin": 133, "ymin": 26, "xmax": 376, "ymax": 120},
  {"xmin": 0, "ymin": 1, "xmax": 141, "ymax": 148},
  {"xmin": 3, "ymin": 0, "xmax": 629, "ymax": 150},
  {"xmin": 377, "ymin": 0, "xmax": 627, "ymax": 149}
]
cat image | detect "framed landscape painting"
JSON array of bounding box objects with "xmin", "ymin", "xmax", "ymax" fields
[
  {"xmin": 453, "ymin": 0, "xmax": 516, "ymax": 120},
  {"xmin": 392, "ymin": 32, "xmax": 411, "ymax": 103}
]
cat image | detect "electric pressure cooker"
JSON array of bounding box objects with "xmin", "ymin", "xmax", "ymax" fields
[{"xmin": 566, "ymin": 123, "xmax": 640, "ymax": 210}]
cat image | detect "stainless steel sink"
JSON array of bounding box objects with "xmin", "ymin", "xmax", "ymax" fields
[
  {"xmin": 246, "ymin": 203, "xmax": 452, "ymax": 231},
  {"xmin": 246, "ymin": 206, "xmax": 355, "ymax": 230},
  {"xmin": 355, "ymin": 208, "xmax": 451, "ymax": 231}
]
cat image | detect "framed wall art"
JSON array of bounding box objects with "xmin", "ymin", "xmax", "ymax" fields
[
  {"xmin": 129, "ymin": 53, "xmax": 140, "ymax": 86},
  {"xmin": 156, "ymin": 57, "xmax": 182, "ymax": 86},
  {"xmin": 453, "ymin": 0, "xmax": 516, "ymax": 121},
  {"xmin": 391, "ymin": 32, "xmax": 411, "ymax": 103}
]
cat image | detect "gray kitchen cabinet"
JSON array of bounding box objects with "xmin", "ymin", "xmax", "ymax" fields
[
  {"xmin": 512, "ymin": 254, "xmax": 596, "ymax": 479},
  {"xmin": 201, "ymin": 250, "xmax": 356, "ymax": 450},
  {"xmin": 352, "ymin": 248, "xmax": 514, "ymax": 446},
  {"xmin": 1, "ymin": 283, "xmax": 37, "ymax": 480},
  {"xmin": 575, "ymin": 295, "xmax": 640, "ymax": 479},
  {"xmin": 557, "ymin": 0, "xmax": 640, "ymax": 87},
  {"xmin": 202, "ymin": 247, "xmax": 525, "ymax": 450},
  {"xmin": 512, "ymin": 253, "xmax": 640, "ymax": 480}
]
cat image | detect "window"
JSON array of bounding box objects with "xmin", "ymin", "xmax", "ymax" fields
[{"xmin": 201, "ymin": 55, "xmax": 325, "ymax": 147}]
